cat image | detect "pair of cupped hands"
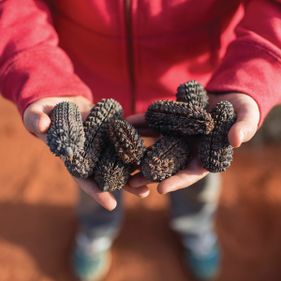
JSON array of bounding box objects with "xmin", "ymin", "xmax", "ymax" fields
[{"xmin": 23, "ymin": 93, "xmax": 259, "ymax": 211}]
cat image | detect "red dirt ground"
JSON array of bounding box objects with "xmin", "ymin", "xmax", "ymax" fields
[{"xmin": 1, "ymin": 97, "xmax": 281, "ymax": 281}]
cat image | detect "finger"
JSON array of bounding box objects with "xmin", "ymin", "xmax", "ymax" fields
[
  {"xmin": 228, "ymin": 120, "xmax": 257, "ymax": 148},
  {"xmin": 126, "ymin": 113, "xmax": 159, "ymax": 137},
  {"xmin": 157, "ymin": 160, "xmax": 209, "ymax": 194},
  {"xmin": 228, "ymin": 107, "xmax": 259, "ymax": 148},
  {"xmin": 128, "ymin": 172, "xmax": 152, "ymax": 188},
  {"xmin": 136, "ymin": 128, "xmax": 160, "ymax": 138},
  {"xmin": 23, "ymin": 109, "xmax": 51, "ymax": 141},
  {"xmin": 123, "ymin": 185, "xmax": 150, "ymax": 198},
  {"xmin": 208, "ymin": 93, "xmax": 259, "ymax": 147},
  {"xmin": 126, "ymin": 113, "xmax": 146, "ymax": 128},
  {"xmin": 76, "ymin": 178, "xmax": 117, "ymax": 211}
]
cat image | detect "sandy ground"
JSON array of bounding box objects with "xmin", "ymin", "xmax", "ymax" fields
[{"xmin": 1, "ymin": 97, "xmax": 281, "ymax": 281}]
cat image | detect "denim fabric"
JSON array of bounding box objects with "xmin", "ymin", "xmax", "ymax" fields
[
  {"xmin": 76, "ymin": 174, "xmax": 221, "ymax": 254},
  {"xmin": 169, "ymin": 173, "xmax": 221, "ymax": 236},
  {"xmin": 75, "ymin": 190, "xmax": 123, "ymax": 254}
]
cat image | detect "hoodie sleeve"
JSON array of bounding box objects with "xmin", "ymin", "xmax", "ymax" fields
[
  {"xmin": 206, "ymin": 0, "xmax": 281, "ymax": 125},
  {"xmin": 0, "ymin": 0, "xmax": 93, "ymax": 116}
]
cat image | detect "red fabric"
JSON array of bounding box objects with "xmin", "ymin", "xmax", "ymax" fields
[
  {"xmin": 1, "ymin": 0, "xmax": 281, "ymax": 124},
  {"xmin": 207, "ymin": 0, "xmax": 281, "ymax": 125},
  {"xmin": 0, "ymin": 0, "xmax": 93, "ymax": 115}
]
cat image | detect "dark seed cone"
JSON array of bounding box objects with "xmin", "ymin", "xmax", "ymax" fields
[
  {"xmin": 94, "ymin": 146, "xmax": 133, "ymax": 192},
  {"xmin": 141, "ymin": 136, "xmax": 191, "ymax": 182},
  {"xmin": 47, "ymin": 102, "xmax": 85, "ymax": 157},
  {"xmin": 108, "ymin": 119, "xmax": 145, "ymax": 165},
  {"xmin": 199, "ymin": 100, "xmax": 237, "ymax": 172},
  {"xmin": 210, "ymin": 100, "xmax": 236, "ymax": 139},
  {"xmin": 83, "ymin": 98, "xmax": 123, "ymax": 166},
  {"xmin": 145, "ymin": 100, "xmax": 214, "ymax": 136},
  {"xmin": 47, "ymin": 102, "xmax": 97, "ymax": 178},
  {"xmin": 176, "ymin": 80, "xmax": 209, "ymax": 108},
  {"xmin": 199, "ymin": 144, "xmax": 233, "ymax": 173}
]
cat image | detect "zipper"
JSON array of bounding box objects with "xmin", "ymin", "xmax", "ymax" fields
[{"xmin": 124, "ymin": 0, "xmax": 136, "ymax": 114}]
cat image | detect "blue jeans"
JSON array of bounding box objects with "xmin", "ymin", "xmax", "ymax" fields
[{"xmin": 75, "ymin": 174, "xmax": 221, "ymax": 254}]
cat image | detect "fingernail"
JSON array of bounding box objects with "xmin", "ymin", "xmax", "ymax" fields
[
  {"xmin": 110, "ymin": 201, "xmax": 117, "ymax": 211},
  {"xmin": 39, "ymin": 116, "xmax": 51, "ymax": 133},
  {"xmin": 234, "ymin": 130, "xmax": 245, "ymax": 147},
  {"xmin": 36, "ymin": 116, "xmax": 44, "ymax": 133},
  {"xmin": 140, "ymin": 190, "xmax": 150, "ymax": 198},
  {"xmin": 240, "ymin": 130, "xmax": 245, "ymax": 143}
]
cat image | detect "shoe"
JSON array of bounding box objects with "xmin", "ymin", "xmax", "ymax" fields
[
  {"xmin": 184, "ymin": 232, "xmax": 220, "ymax": 281},
  {"xmin": 73, "ymin": 234, "xmax": 111, "ymax": 281}
]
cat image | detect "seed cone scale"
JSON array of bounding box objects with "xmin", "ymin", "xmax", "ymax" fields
[
  {"xmin": 141, "ymin": 136, "xmax": 191, "ymax": 182},
  {"xmin": 108, "ymin": 119, "xmax": 146, "ymax": 165},
  {"xmin": 145, "ymin": 100, "xmax": 214, "ymax": 136},
  {"xmin": 199, "ymin": 101, "xmax": 236, "ymax": 172},
  {"xmin": 176, "ymin": 80, "xmax": 209, "ymax": 108},
  {"xmin": 64, "ymin": 152, "xmax": 95, "ymax": 178},
  {"xmin": 94, "ymin": 145, "xmax": 132, "ymax": 192},
  {"xmin": 199, "ymin": 144, "xmax": 233, "ymax": 173}
]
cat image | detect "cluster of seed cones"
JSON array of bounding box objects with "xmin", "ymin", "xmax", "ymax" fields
[
  {"xmin": 141, "ymin": 80, "xmax": 236, "ymax": 181},
  {"xmin": 47, "ymin": 99, "xmax": 145, "ymax": 192},
  {"xmin": 47, "ymin": 81, "xmax": 236, "ymax": 192}
]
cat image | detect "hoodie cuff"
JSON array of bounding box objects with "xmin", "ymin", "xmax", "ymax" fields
[
  {"xmin": 206, "ymin": 40, "xmax": 281, "ymax": 126},
  {"xmin": 0, "ymin": 46, "xmax": 93, "ymax": 116}
]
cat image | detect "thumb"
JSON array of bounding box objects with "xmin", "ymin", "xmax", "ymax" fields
[
  {"xmin": 228, "ymin": 108, "xmax": 259, "ymax": 148},
  {"xmin": 23, "ymin": 108, "xmax": 51, "ymax": 141},
  {"xmin": 209, "ymin": 92, "xmax": 260, "ymax": 148}
]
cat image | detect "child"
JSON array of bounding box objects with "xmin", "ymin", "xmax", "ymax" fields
[{"xmin": 1, "ymin": 0, "xmax": 280, "ymax": 280}]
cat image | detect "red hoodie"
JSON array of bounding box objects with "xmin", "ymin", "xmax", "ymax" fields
[{"xmin": 0, "ymin": 0, "xmax": 281, "ymax": 124}]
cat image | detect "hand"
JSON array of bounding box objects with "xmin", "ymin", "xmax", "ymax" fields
[
  {"xmin": 23, "ymin": 96, "xmax": 93, "ymax": 142},
  {"xmin": 23, "ymin": 96, "xmax": 149, "ymax": 211},
  {"xmin": 208, "ymin": 92, "xmax": 260, "ymax": 147},
  {"xmin": 126, "ymin": 113, "xmax": 160, "ymax": 137},
  {"xmin": 128, "ymin": 93, "xmax": 260, "ymax": 193}
]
